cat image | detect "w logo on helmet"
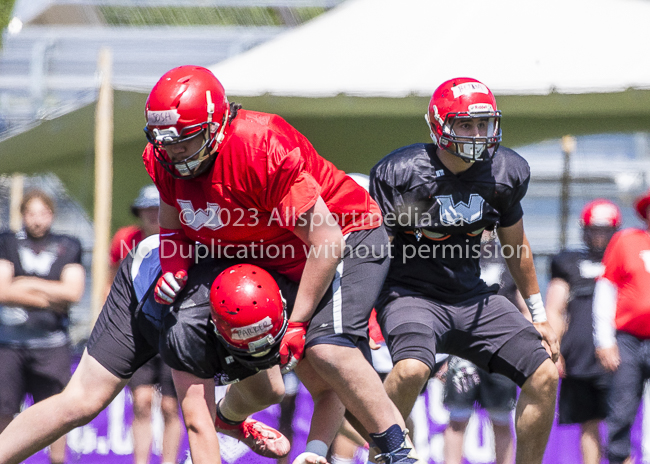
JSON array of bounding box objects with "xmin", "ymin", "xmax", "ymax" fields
[
  {"xmin": 436, "ymin": 194, "xmax": 485, "ymax": 225},
  {"xmin": 177, "ymin": 199, "xmax": 224, "ymax": 231}
]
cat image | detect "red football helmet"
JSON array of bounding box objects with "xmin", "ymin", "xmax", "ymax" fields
[
  {"xmin": 144, "ymin": 65, "xmax": 230, "ymax": 179},
  {"xmin": 580, "ymin": 199, "xmax": 622, "ymax": 228},
  {"xmin": 210, "ymin": 264, "xmax": 288, "ymax": 370},
  {"xmin": 425, "ymin": 77, "xmax": 501, "ymax": 162},
  {"xmin": 580, "ymin": 199, "xmax": 622, "ymax": 254}
]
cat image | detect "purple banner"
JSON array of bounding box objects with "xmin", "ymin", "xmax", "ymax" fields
[{"xmin": 23, "ymin": 375, "xmax": 648, "ymax": 464}]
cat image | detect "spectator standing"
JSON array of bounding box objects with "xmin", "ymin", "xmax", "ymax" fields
[
  {"xmin": 593, "ymin": 190, "xmax": 650, "ymax": 464},
  {"xmin": 546, "ymin": 199, "xmax": 621, "ymax": 464},
  {"xmin": 0, "ymin": 189, "xmax": 85, "ymax": 464},
  {"xmin": 109, "ymin": 184, "xmax": 181, "ymax": 464}
]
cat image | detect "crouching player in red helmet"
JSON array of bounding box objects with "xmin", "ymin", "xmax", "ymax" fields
[{"xmin": 0, "ymin": 236, "xmax": 332, "ymax": 464}]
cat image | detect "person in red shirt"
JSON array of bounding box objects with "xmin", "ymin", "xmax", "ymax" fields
[
  {"xmin": 107, "ymin": 184, "xmax": 161, "ymax": 292},
  {"xmin": 142, "ymin": 65, "xmax": 415, "ymax": 464},
  {"xmin": 593, "ymin": 189, "xmax": 650, "ymax": 464}
]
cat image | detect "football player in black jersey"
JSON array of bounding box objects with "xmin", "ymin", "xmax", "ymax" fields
[
  {"xmin": 0, "ymin": 236, "xmax": 334, "ymax": 464},
  {"xmin": 546, "ymin": 199, "xmax": 621, "ymax": 464},
  {"xmin": 370, "ymin": 77, "xmax": 559, "ymax": 464}
]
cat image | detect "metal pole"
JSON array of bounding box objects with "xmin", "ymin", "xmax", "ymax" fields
[
  {"xmin": 90, "ymin": 47, "xmax": 113, "ymax": 329},
  {"xmin": 559, "ymin": 135, "xmax": 576, "ymax": 251},
  {"xmin": 9, "ymin": 173, "xmax": 24, "ymax": 232}
]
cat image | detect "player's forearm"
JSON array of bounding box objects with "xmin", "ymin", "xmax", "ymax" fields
[
  {"xmin": 0, "ymin": 283, "xmax": 50, "ymax": 308},
  {"xmin": 544, "ymin": 279, "xmax": 570, "ymax": 341},
  {"xmin": 503, "ymin": 240, "xmax": 540, "ymax": 298}
]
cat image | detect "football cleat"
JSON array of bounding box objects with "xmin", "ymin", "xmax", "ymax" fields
[{"xmin": 215, "ymin": 416, "xmax": 291, "ymax": 458}]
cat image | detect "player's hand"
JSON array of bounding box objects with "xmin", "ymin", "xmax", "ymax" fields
[
  {"xmin": 154, "ymin": 270, "xmax": 188, "ymax": 304},
  {"xmin": 279, "ymin": 321, "xmax": 309, "ymax": 374},
  {"xmin": 596, "ymin": 345, "xmax": 620, "ymax": 372},
  {"xmin": 369, "ymin": 337, "xmax": 381, "ymax": 350},
  {"xmin": 555, "ymin": 354, "xmax": 566, "ymax": 378},
  {"xmin": 533, "ymin": 321, "xmax": 560, "ymax": 363}
]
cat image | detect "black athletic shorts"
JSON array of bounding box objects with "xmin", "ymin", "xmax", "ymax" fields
[
  {"xmin": 129, "ymin": 354, "xmax": 177, "ymax": 398},
  {"xmin": 87, "ymin": 253, "xmax": 298, "ymax": 383},
  {"xmin": 558, "ymin": 375, "xmax": 611, "ymax": 424},
  {"xmin": 376, "ymin": 292, "xmax": 549, "ymax": 387},
  {"xmin": 305, "ymin": 226, "xmax": 390, "ymax": 351},
  {"xmin": 0, "ymin": 344, "xmax": 71, "ymax": 415}
]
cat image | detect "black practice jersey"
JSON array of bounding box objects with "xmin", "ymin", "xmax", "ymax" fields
[
  {"xmin": 96, "ymin": 236, "xmax": 297, "ymax": 384},
  {"xmin": 370, "ymin": 143, "xmax": 530, "ymax": 303},
  {"xmin": 550, "ymin": 250, "xmax": 607, "ymax": 377},
  {"xmin": 0, "ymin": 230, "xmax": 82, "ymax": 347}
]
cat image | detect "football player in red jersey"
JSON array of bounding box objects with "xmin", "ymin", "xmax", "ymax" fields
[
  {"xmin": 593, "ymin": 190, "xmax": 650, "ymax": 464},
  {"xmin": 370, "ymin": 77, "xmax": 559, "ymax": 464},
  {"xmin": 142, "ymin": 66, "xmax": 416, "ymax": 463}
]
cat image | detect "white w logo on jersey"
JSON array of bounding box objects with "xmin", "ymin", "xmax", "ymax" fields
[
  {"xmin": 177, "ymin": 200, "xmax": 224, "ymax": 231},
  {"xmin": 18, "ymin": 247, "xmax": 57, "ymax": 276},
  {"xmin": 436, "ymin": 194, "xmax": 485, "ymax": 226}
]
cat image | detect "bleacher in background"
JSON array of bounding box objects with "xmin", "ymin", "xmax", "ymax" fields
[{"xmin": 0, "ymin": 0, "xmax": 344, "ymax": 140}]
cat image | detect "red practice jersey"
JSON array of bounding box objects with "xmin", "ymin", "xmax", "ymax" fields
[
  {"xmin": 143, "ymin": 109, "xmax": 382, "ymax": 281},
  {"xmin": 601, "ymin": 228, "xmax": 650, "ymax": 339},
  {"xmin": 109, "ymin": 225, "xmax": 144, "ymax": 266}
]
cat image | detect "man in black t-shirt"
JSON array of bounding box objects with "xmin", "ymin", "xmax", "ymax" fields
[
  {"xmin": 0, "ymin": 235, "xmax": 298, "ymax": 464},
  {"xmin": 370, "ymin": 77, "xmax": 559, "ymax": 464},
  {"xmin": 0, "ymin": 189, "xmax": 85, "ymax": 464},
  {"xmin": 546, "ymin": 199, "xmax": 621, "ymax": 464}
]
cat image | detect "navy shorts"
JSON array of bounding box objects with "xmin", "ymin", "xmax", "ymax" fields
[
  {"xmin": 0, "ymin": 344, "xmax": 71, "ymax": 416},
  {"xmin": 377, "ymin": 292, "xmax": 549, "ymax": 387}
]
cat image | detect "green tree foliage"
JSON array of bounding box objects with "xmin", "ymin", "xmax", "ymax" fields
[{"xmin": 0, "ymin": 0, "xmax": 16, "ymax": 48}]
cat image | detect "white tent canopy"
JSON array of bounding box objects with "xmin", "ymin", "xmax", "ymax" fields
[{"xmin": 210, "ymin": 0, "xmax": 650, "ymax": 98}]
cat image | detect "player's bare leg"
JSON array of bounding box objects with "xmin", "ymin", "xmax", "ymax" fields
[
  {"xmin": 48, "ymin": 436, "xmax": 67, "ymax": 464},
  {"xmin": 307, "ymin": 344, "xmax": 423, "ymax": 463},
  {"xmin": 295, "ymin": 357, "xmax": 346, "ymax": 448},
  {"xmin": 160, "ymin": 394, "xmax": 181, "ymax": 464},
  {"xmin": 219, "ymin": 366, "xmax": 285, "ymax": 419},
  {"xmin": 443, "ymin": 420, "xmax": 468, "ymax": 464},
  {"xmin": 307, "ymin": 344, "xmax": 405, "ymax": 433},
  {"xmin": 514, "ymin": 358, "xmax": 558, "ymax": 464},
  {"xmin": 132, "ymin": 385, "xmax": 155, "ymax": 464},
  {"xmin": 215, "ymin": 366, "xmax": 290, "ymax": 458},
  {"xmin": 0, "ymin": 349, "xmax": 128, "ymax": 464},
  {"xmin": 493, "ymin": 422, "xmax": 514, "ymax": 464},
  {"xmin": 382, "ymin": 359, "xmax": 431, "ymax": 420},
  {"xmin": 580, "ymin": 419, "xmax": 602, "ymax": 464}
]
